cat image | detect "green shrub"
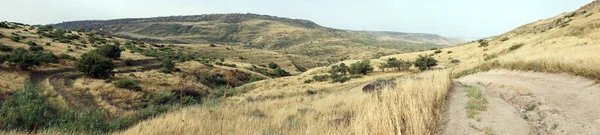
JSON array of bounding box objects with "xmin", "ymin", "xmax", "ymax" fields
[
  {"xmin": 67, "ymin": 48, "xmax": 74, "ymax": 52},
  {"xmin": 31, "ymin": 51, "xmax": 59, "ymax": 63},
  {"xmin": 500, "ymin": 37, "xmax": 509, "ymax": 42},
  {"xmin": 7, "ymin": 48, "xmax": 41, "ymax": 70},
  {"xmin": 10, "ymin": 36, "xmax": 20, "ymax": 42},
  {"xmin": 159, "ymin": 58, "xmax": 175, "ymax": 73},
  {"xmin": 28, "ymin": 46, "xmax": 44, "ymax": 51},
  {"xmin": 273, "ymin": 67, "xmax": 291, "ymax": 77},
  {"xmin": 248, "ymin": 76, "xmax": 263, "ymax": 83},
  {"xmin": 123, "ymin": 59, "xmax": 135, "ymax": 66},
  {"xmin": 75, "ymin": 53, "xmax": 114, "ymax": 78},
  {"xmin": 447, "ymin": 51, "xmax": 453, "ymax": 54},
  {"xmin": 59, "ymin": 53, "xmax": 76, "ymax": 60},
  {"xmin": 508, "ymin": 43, "xmax": 524, "ymax": 51},
  {"xmin": 45, "ymin": 42, "xmax": 51, "ymax": 46},
  {"xmin": 0, "ymin": 44, "xmax": 12, "ymax": 52},
  {"xmin": 331, "ymin": 76, "xmax": 351, "ymax": 83},
  {"xmin": 113, "ymin": 79, "xmax": 142, "ymax": 91},
  {"xmin": 477, "ymin": 39, "xmax": 489, "ymax": 47},
  {"xmin": 381, "ymin": 58, "xmax": 413, "ymax": 72},
  {"xmin": 268, "ymin": 62, "xmax": 279, "ymax": 69},
  {"xmin": 312, "ymin": 75, "xmax": 329, "ymax": 82},
  {"xmin": 26, "ymin": 40, "xmax": 37, "ymax": 46},
  {"xmin": 349, "ymin": 60, "xmax": 374, "ymax": 75},
  {"xmin": 55, "ymin": 109, "xmax": 109, "ymax": 133},
  {"xmin": 0, "ymin": 83, "xmax": 59, "ymax": 131},
  {"xmin": 414, "ymin": 55, "xmax": 438, "ymax": 71},
  {"xmin": 94, "ymin": 45, "xmax": 121, "ymax": 59},
  {"xmin": 153, "ymin": 91, "xmax": 178, "ymax": 105},
  {"xmin": 434, "ymin": 50, "xmax": 442, "ymax": 54},
  {"xmin": 306, "ymin": 90, "xmax": 316, "ymax": 95},
  {"xmin": 304, "ymin": 79, "xmax": 313, "ymax": 84}
]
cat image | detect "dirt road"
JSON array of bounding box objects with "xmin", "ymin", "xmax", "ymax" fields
[{"xmin": 441, "ymin": 69, "xmax": 600, "ymax": 135}]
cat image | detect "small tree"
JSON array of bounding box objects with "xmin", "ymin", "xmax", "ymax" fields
[
  {"xmin": 329, "ymin": 63, "xmax": 349, "ymax": 75},
  {"xmin": 349, "ymin": 60, "xmax": 374, "ymax": 75},
  {"xmin": 386, "ymin": 58, "xmax": 413, "ymax": 72},
  {"xmin": 94, "ymin": 45, "xmax": 121, "ymax": 59},
  {"xmin": 75, "ymin": 53, "xmax": 115, "ymax": 78},
  {"xmin": 268, "ymin": 62, "xmax": 279, "ymax": 69},
  {"xmin": 414, "ymin": 55, "xmax": 437, "ymax": 71}
]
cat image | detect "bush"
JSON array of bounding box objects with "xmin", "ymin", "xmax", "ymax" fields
[
  {"xmin": 500, "ymin": 37, "xmax": 509, "ymax": 42},
  {"xmin": 29, "ymin": 46, "xmax": 44, "ymax": 51},
  {"xmin": 434, "ymin": 50, "xmax": 442, "ymax": 54},
  {"xmin": 11, "ymin": 36, "xmax": 20, "ymax": 42},
  {"xmin": 484, "ymin": 53, "xmax": 498, "ymax": 61},
  {"xmin": 75, "ymin": 53, "xmax": 114, "ymax": 78},
  {"xmin": 55, "ymin": 109, "xmax": 110, "ymax": 133},
  {"xmin": 45, "ymin": 42, "xmax": 51, "ymax": 46},
  {"xmin": 312, "ymin": 74, "xmax": 329, "ymax": 82},
  {"xmin": 26, "ymin": 40, "xmax": 37, "ymax": 46},
  {"xmin": 209, "ymin": 44, "xmax": 216, "ymax": 47},
  {"xmin": 7, "ymin": 48, "xmax": 41, "ymax": 70},
  {"xmin": 414, "ymin": 55, "xmax": 438, "ymax": 71},
  {"xmin": 94, "ymin": 45, "xmax": 121, "ymax": 59},
  {"xmin": 268, "ymin": 62, "xmax": 279, "ymax": 69},
  {"xmin": 159, "ymin": 58, "xmax": 175, "ymax": 73},
  {"xmin": 478, "ymin": 39, "xmax": 489, "ymax": 47},
  {"xmin": 113, "ymin": 79, "xmax": 142, "ymax": 91},
  {"xmin": 447, "ymin": 51, "xmax": 453, "ymax": 54},
  {"xmin": 0, "ymin": 44, "xmax": 12, "ymax": 52},
  {"xmin": 331, "ymin": 76, "xmax": 351, "ymax": 83},
  {"xmin": 509, "ymin": 43, "xmax": 524, "ymax": 51},
  {"xmin": 59, "ymin": 53, "xmax": 76, "ymax": 60},
  {"xmin": 349, "ymin": 60, "xmax": 374, "ymax": 75},
  {"xmin": 31, "ymin": 51, "xmax": 59, "ymax": 63},
  {"xmin": 248, "ymin": 76, "xmax": 263, "ymax": 83},
  {"xmin": 0, "ymin": 83, "xmax": 59, "ymax": 131},
  {"xmin": 273, "ymin": 67, "xmax": 291, "ymax": 77},
  {"xmin": 306, "ymin": 90, "xmax": 316, "ymax": 95},
  {"xmin": 451, "ymin": 59, "xmax": 461, "ymax": 64}
]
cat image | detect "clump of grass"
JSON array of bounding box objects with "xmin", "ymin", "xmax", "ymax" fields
[
  {"xmin": 484, "ymin": 53, "xmax": 498, "ymax": 61},
  {"xmin": 552, "ymin": 123, "xmax": 558, "ymax": 130},
  {"xmin": 526, "ymin": 104, "xmax": 537, "ymax": 111},
  {"xmin": 464, "ymin": 84, "xmax": 487, "ymax": 121}
]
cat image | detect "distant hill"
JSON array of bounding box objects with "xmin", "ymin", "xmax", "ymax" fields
[{"xmin": 53, "ymin": 13, "xmax": 461, "ymax": 61}]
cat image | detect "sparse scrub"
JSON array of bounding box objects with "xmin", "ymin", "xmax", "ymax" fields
[
  {"xmin": 500, "ymin": 37, "xmax": 509, "ymax": 42},
  {"xmin": 59, "ymin": 53, "xmax": 76, "ymax": 60},
  {"xmin": 28, "ymin": 46, "xmax": 44, "ymax": 51},
  {"xmin": 434, "ymin": 50, "xmax": 442, "ymax": 54},
  {"xmin": 484, "ymin": 53, "xmax": 498, "ymax": 61},
  {"xmin": 113, "ymin": 79, "xmax": 142, "ymax": 91},
  {"xmin": 478, "ymin": 39, "xmax": 489, "ymax": 47},
  {"xmin": 26, "ymin": 40, "xmax": 37, "ymax": 46}
]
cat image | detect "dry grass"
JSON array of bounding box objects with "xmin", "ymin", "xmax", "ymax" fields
[{"xmin": 118, "ymin": 70, "xmax": 451, "ymax": 135}]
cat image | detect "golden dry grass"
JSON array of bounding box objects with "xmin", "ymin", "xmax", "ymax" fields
[{"xmin": 119, "ymin": 70, "xmax": 451, "ymax": 135}]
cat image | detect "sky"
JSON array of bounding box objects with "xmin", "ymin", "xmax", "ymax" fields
[{"xmin": 0, "ymin": 0, "xmax": 593, "ymax": 39}]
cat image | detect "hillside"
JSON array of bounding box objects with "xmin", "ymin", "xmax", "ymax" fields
[
  {"xmin": 1, "ymin": 1, "xmax": 600, "ymax": 135},
  {"xmin": 53, "ymin": 13, "xmax": 459, "ymax": 62},
  {"xmin": 114, "ymin": 1, "xmax": 600, "ymax": 135}
]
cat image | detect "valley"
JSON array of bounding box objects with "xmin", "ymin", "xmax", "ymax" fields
[{"xmin": 0, "ymin": 1, "xmax": 599, "ymax": 135}]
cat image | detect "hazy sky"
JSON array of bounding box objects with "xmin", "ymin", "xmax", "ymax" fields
[{"xmin": 0, "ymin": 0, "xmax": 592, "ymax": 38}]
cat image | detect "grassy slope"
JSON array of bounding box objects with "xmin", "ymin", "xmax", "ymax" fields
[
  {"xmin": 117, "ymin": 2, "xmax": 600, "ymax": 135},
  {"xmin": 53, "ymin": 14, "xmax": 450, "ymax": 62}
]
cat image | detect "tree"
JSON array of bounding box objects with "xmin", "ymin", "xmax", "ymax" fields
[
  {"xmin": 414, "ymin": 55, "xmax": 438, "ymax": 71},
  {"xmin": 378, "ymin": 62, "xmax": 388, "ymax": 72},
  {"xmin": 75, "ymin": 53, "xmax": 115, "ymax": 78},
  {"xmin": 94, "ymin": 45, "xmax": 121, "ymax": 59},
  {"xmin": 349, "ymin": 60, "xmax": 374, "ymax": 75},
  {"xmin": 386, "ymin": 58, "xmax": 413, "ymax": 72},
  {"xmin": 268, "ymin": 62, "xmax": 279, "ymax": 69},
  {"xmin": 330, "ymin": 63, "xmax": 349, "ymax": 75}
]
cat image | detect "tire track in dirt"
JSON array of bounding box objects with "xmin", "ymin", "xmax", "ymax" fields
[{"xmin": 442, "ymin": 69, "xmax": 600, "ymax": 135}]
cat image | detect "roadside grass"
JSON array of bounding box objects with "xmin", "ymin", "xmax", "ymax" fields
[{"xmin": 462, "ymin": 83, "xmax": 487, "ymax": 121}]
